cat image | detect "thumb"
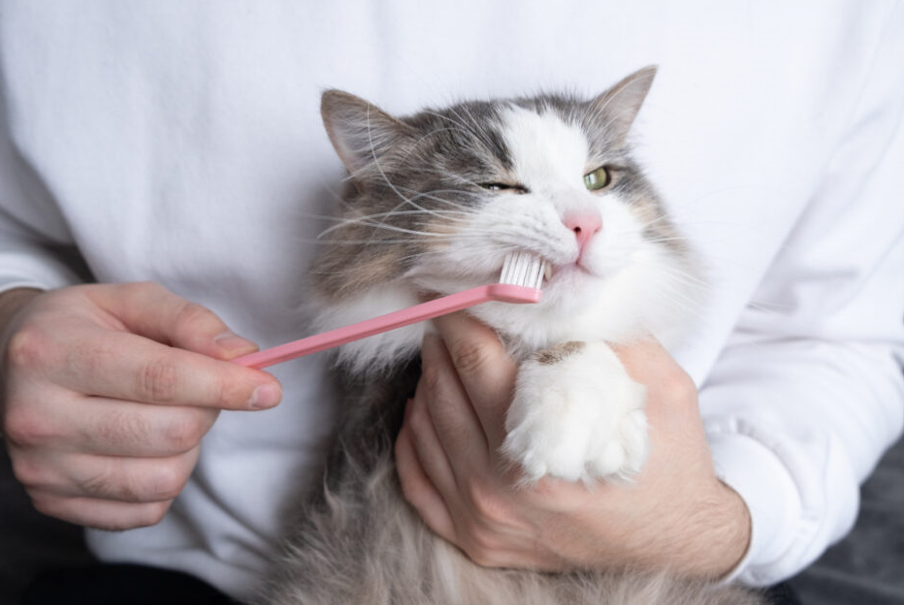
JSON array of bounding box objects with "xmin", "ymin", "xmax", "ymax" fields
[{"xmin": 86, "ymin": 282, "xmax": 259, "ymax": 360}]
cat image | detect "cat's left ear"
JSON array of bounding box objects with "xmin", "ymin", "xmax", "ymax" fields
[
  {"xmin": 588, "ymin": 65, "xmax": 657, "ymax": 144},
  {"xmin": 321, "ymin": 90, "xmax": 416, "ymax": 184}
]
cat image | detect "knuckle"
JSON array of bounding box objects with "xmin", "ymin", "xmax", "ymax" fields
[
  {"xmin": 3, "ymin": 407, "xmax": 54, "ymax": 447},
  {"xmin": 99, "ymin": 409, "xmax": 151, "ymax": 450},
  {"xmin": 10, "ymin": 453, "xmax": 47, "ymax": 488},
  {"xmin": 161, "ymin": 414, "xmax": 204, "ymax": 453},
  {"xmin": 397, "ymin": 466, "xmax": 427, "ymax": 508},
  {"xmin": 79, "ymin": 466, "xmax": 124, "ymax": 500},
  {"xmin": 136, "ymin": 357, "xmax": 181, "ymax": 403},
  {"xmin": 449, "ymin": 340, "xmax": 493, "ymax": 376},
  {"xmin": 406, "ymin": 397, "xmax": 430, "ymax": 434},
  {"xmin": 29, "ymin": 493, "xmax": 62, "ymax": 519},
  {"xmin": 462, "ymin": 529, "xmax": 502, "ymax": 568},
  {"xmin": 465, "ymin": 478, "xmax": 509, "ymax": 526},
  {"xmin": 149, "ymin": 462, "xmax": 188, "ymax": 501},
  {"xmin": 136, "ymin": 501, "xmax": 171, "ymax": 527},
  {"xmin": 5, "ymin": 326, "xmax": 53, "ymax": 372},
  {"xmin": 420, "ymin": 364, "xmax": 441, "ymax": 396},
  {"xmin": 173, "ymin": 301, "xmax": 215, "ymax": 334}
]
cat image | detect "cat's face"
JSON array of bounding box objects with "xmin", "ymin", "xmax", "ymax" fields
[{"xmin": 315, "ymin": 67, "xmax": 695, "ymax": 354}]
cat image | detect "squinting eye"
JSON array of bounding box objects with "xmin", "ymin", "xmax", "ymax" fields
[
  {"xmin": 583, "ymin": 166, "xmax": 611, "ymax": 191},
  {"xmin": 480, "ymin": 183, "xmax": 528, "ymax": 194}
]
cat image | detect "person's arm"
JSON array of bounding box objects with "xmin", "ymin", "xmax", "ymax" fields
[
  {"xmin": 396, "ymin": 315, "xmax": 750, "ymax": 578},
  {"xmin": 700, "ymin": 14, "xmax": 904, "ymax": 583}
]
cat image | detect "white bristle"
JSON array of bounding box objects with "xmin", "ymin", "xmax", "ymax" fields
[{"xmin": 499, "ymin": 252, "xmax": 547, "ymax": 289}]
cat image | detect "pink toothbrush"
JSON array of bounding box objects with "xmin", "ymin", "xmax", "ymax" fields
[{"xmin": 234, "ymin": 253, "xmax": 547, "ymax": 370}]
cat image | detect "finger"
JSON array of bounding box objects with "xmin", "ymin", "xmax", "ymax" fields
[
  {"xmin": 610, "ymin": 339, "xmax": 698, "ymax": 413},
  {"xmin": 405, "ymin": 369, "xmax": 459, "ymax": 499},
  {"xmin": 609, "ymin": 338, "xmax": 686, "ymax": 386},
  {"xmin": 54, "ymin": 327, "xmax": 281, "ymax": 410},
  {"xmin": 395, "ymin": 417, "xmax": 457, "ymax": 544},
  {"xmin": 28, "ymin": 491, "xmax": 174, "ymax": 531},
  {"xmin": 420, "ymin": 334, "xmax": 491, "ymax": 467},
  {"xmin": 86, "ymin": 282, "xmax": 259, "ymax": 360},
  {"xmin": 22, "ymin": 448, "xmax": 199, "ymax": 503},
  {"xmin": 7, "ymin": 392, "xmax": 218, "ymax": 457},
  {"xmin": 432, "ymin": 313, "xmax": 517, "ymax": 448}
]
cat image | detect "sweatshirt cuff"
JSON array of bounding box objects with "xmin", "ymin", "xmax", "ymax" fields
[
  {"xmin": 0, "ymin": 248, "xmax": 85, "ymax": 295},
  {"xmin": 707, "ymin": 424, "xmax": 803, "ymax": 587}
]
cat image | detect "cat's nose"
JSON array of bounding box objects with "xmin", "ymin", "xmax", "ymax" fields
[{"xmin": 564, "ymin": 212, "xmax": 602, "ymax": 253}]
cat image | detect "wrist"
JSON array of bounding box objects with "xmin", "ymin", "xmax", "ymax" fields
[{"xmin": 693, "ymin": 480, "xmax": 752, "ymax": 579}]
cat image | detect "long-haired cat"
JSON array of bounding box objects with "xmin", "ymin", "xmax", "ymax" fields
[{"xmin": 260, "ymin": 67, "xmax": 764, "ymax": 605}]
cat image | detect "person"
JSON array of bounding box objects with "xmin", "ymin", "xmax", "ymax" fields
[{"xmin": 1, "ymin": 1, "xmax": 902, "ymax": 603}]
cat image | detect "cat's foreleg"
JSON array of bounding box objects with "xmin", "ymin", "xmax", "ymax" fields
[{"xmin": 502, "ymin": 341, "xmax": 648, "ymax": 483}]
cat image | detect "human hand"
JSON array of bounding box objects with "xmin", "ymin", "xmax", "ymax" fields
[
  {"xmin": 0, "ymin": 283, "xmax": 282, "ymax": 531},
  {"xmin": 395, "ymin": 312, "xmax": 750, "ymax": 578}
]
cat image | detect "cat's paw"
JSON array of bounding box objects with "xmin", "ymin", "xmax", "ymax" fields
[{"xmin": 502, "ymin": 342, "xmax": 648, "ymax": 483}]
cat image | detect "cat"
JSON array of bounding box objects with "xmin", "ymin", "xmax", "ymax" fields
[{"xmin": 259, "ymin": 67, "xmax": 765, "ymax": 605}]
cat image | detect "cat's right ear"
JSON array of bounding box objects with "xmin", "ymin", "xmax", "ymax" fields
[{"xmin": 321, "ymin": 90, "xmax": 415, "ymax": 185}]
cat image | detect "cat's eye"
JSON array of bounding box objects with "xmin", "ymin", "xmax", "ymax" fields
[
  {"xmin": 480, "ymin": 182, "xmax": 528, "ymax": 194},
  {"xmin": 583, "ymin": 166, "xmax": 611, "ymax": 191}
]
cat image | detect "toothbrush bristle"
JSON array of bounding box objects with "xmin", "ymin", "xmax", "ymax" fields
[{"xmin": 500, "ymin": 252, "xmax": 546, "ymax": 290}]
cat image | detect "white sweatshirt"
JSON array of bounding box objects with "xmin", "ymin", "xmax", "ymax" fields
[{"xmin": 1, "ymin": 0, "xmax": 902, "ymax": 598}]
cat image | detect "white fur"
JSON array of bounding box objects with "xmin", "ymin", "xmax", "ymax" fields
[
  {"xmin": 502, "ymin": 105, "xmax": 590, "ymax": 188},
  {"xmin": 311, "ymin": 285, "xmax": 424, "ymax": 374},
  {"xmin": 503, "ymin": 342, "xmax": 648, "ymax": 482}
]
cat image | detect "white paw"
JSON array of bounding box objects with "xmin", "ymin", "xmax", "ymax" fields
[{"xmin": 502, "ymin": 342, "xmax": 648, "ymax": 482}]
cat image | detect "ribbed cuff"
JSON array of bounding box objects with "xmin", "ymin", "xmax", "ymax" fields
[{"xmin": 707, "ymin": 425, "xmax": 802, "ymax": 587}]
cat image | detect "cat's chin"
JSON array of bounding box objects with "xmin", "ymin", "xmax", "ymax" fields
[{"xmin": 535, "ymin": 266, "xmax": 616, "ymax": 310}]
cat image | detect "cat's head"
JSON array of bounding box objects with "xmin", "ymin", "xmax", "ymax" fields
[{"xmin": 312, "ymin": 66, "xmax": 698, "ymax": 371}]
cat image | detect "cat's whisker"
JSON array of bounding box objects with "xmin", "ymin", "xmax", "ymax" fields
[{"xmin": 317, "ymin": 207, "xmax": 471, "ymax": 230}]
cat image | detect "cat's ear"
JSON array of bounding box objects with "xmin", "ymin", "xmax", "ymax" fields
[
  {"xmin": 588, "ymin": 65, "xmax": 657, "ymax": 144},
  {"xmin": 321, "ymin": 90, "xmax": 415, "ymax": 182}
]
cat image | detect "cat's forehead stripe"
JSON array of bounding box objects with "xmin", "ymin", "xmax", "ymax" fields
[{"xmin": 500, "ymin": 106, "xmax": 589, "ymax": 186}]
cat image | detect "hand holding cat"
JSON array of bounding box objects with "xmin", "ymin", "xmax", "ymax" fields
[
  {"xmin": 0, "ymin": 283, "xmax": 281, "ymax": 530},
  {"xmin": 395, "ymin": 311, "xmax": 751, "ymax": 579}
]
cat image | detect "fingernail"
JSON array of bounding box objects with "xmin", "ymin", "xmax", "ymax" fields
[
  {"xmin": 248, "ymin": 383, "xmax": 282, "ymax": 409},
  {"xmin": 215, "ymin": 332, "xmax": 258, "ymax": 353}
]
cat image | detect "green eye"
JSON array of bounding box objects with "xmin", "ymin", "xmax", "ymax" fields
[{"xmin": 583, "ymin": 166, "xmax": 611, "ymax": 191}]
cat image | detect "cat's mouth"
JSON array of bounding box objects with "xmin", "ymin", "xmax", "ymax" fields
[{"xmin": 540, "ymin": 260, "xmax": 597, "ymax": 286}]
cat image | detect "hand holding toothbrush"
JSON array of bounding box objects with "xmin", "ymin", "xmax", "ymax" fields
[{"xmin": 0, "ymin": 282, "xmax": 281, "ymax": 530}]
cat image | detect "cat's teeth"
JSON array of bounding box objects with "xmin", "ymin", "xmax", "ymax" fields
[{"xmin": 544, "ymin": 262, "xmax": 554, "ymax": 283}]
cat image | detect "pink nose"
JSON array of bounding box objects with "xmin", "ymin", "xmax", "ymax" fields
[{"xmin": 564, "ymin": 213, "xmax": 602, "ymax": 252}]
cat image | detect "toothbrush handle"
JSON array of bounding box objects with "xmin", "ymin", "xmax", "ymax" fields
[{"xmin": 233, "ymin": 284, "xmax": 541, "ymax": 370}]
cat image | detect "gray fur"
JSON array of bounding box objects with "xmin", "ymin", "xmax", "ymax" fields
[
  {"xmin": 533, "ymin": 341, "xmax": 586, "ymax": 365},
  {"xmin": 258, "ymin": 68, "xmax": 763, "ymax": 604}
]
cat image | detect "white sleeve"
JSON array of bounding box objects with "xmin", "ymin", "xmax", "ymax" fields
[
  {"xmin": 0, "ymin": 91, "xmax": 86, "ymax": 294},
  {"xmin": 701, "ymin": 9, "xmax": 904, "ymax": 586}
]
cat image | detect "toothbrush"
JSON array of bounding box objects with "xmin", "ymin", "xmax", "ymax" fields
[{"xmin": 234, "ymin": 252, "xmax": 547, "ymax": 370}]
